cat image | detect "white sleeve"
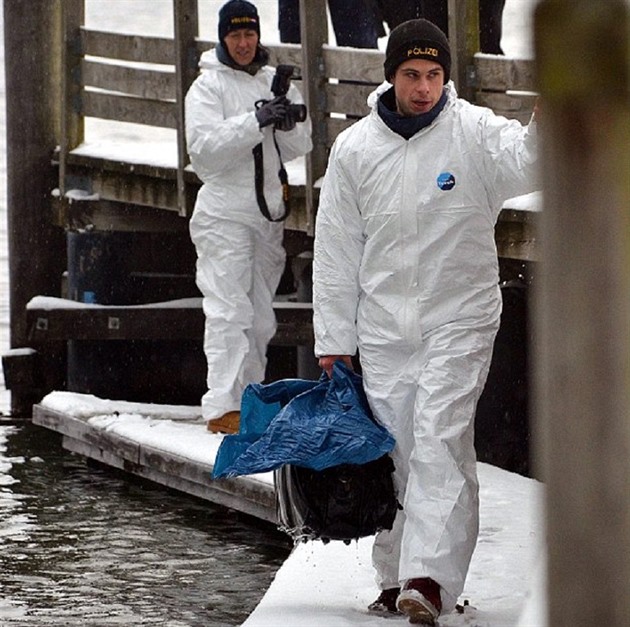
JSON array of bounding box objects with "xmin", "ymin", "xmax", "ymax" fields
[
  {"xmin": 185, "ymin": 74, "xmax": 263, "ymax": 180},
  {"xmin": 312, "ymin": 137, "xmax": 364, "ymax": 357},
  {"xmin": 475, "ymin": 109, "xmax": 540, "ymax": 216}
]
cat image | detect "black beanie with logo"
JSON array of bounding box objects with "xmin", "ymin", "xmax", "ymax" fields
[
  {"xmin": 384, "ymin": 18, "xmax": 451, "ymax": 83},
  {"xmin": 218, "ymin": 0, "xmax": 260, "ymax": 42}
]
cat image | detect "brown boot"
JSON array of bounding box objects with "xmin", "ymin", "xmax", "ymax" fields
[
  {"xmin": 367, "ymin": 587, "xmax": 401, "ymax": 614},
  {"xmin": 207, "ymin": 411, "xmax": 240, "ymax": 434},
  {"xmin": 396, "ymin": 577, "xmax": 442, "ymax": 625}
]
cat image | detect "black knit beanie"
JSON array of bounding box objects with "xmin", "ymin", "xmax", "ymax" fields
[
  {"xmin": 218, "ymin": 0, "xmax": 260, "ymax": 41},
  {"xmin": 384, "ymin": 19, "xmax": 451, "ymax": 83}
]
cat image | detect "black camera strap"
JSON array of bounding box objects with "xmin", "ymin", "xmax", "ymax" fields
[{"xmin": 252, "ymin": 132, "xmax": 291, "ymax": 223}]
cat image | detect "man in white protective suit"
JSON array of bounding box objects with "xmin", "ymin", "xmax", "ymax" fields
[
  {"xmin": 312, "ymin": 19, "xmax": 539, "ymax": 626},
  {"xmin": 186, "ymin": 0, "xmax": 312, "ymax": 434}
]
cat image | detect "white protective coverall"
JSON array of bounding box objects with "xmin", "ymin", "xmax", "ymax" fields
[
  {"xmin": 186, "ymin": 49, "xmax": 312, "ymax": 420},
  {"xmin": 313, "ymin": 82, "xmax": 538, "ymax": 610}
]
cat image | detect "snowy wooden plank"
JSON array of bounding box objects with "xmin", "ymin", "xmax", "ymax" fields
[
  {"xmin": 33, "ymin": 406, "xmax": 141, "ymax": 463},
  {"xmin": 81, "ymin": 28, "xmax": 176, "ymax": 64},
  {"xmin": 81, "ymin": 91, "xmax": 178, "ymax": 128},
  {"xmin": 325, "ymin": 82, "xmax": 373, "ymax": 118},
  {"xmin": 33, "ymin": 403, "xmax": 277, "ymax": 523},
  {"xmin": 475, "ymin": 92, "xmax": 536, "ymax": 122},
  {"xmin": 323, "ymin": 46, "xmax": 384, "ymax": 83},
  {"xmin": 475, "ymin": 55, "xmax": 536, "ymax": 92},
  {"xmin": 82, "ymin": 60, "xmax": 176, "ymax": 100}
]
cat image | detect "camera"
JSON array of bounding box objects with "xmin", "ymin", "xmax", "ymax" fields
[{"xmin": 271, "ymin": 64, "xmax": 307, "ymax": 126}]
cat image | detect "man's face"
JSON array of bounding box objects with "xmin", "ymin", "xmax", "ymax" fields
[
  {"xmin": 391, "ymin": 59, "xmax": 445, "ymax": 117},
  {"xmin": 224, "ymin": 28, "xmax": 259, "ymax": 66}
]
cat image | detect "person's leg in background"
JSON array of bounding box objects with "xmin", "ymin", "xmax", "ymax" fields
[
  {"xmin": 418, "ymin": 0, "xmax": 447, "ymax": 34},
  {"xmin": 280, "ymin": 0, "xmax": 382, "ymax": 48},
  {"xmin": 327, "ymin": 0, "xmax": 381, "ymax": 48},
  {"xmin": 479, "ymin": 0, "xmax": 506, "ymax": 53},
  {"xmin": 278, "ymin": 0, "xmax": 300, "ymax": 43}
]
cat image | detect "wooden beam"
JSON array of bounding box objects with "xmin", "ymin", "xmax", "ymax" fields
[
  {"xmin": 299, "ymin": 0, "xmax": 328, "ymax": 235},
  {"xmin": 60, "ymin": 0, "xmax": 85, "ymax": 196},
  {"xmin": 533, "ymin": 1, "xmax": 630, "ymax": 625},
  {"xmin": 447, "ymin": 0, "xmax": 479, "ymax": 101},
  {"xmin": 4, "ymin": 0, "xmax": 67, "ymax": 413},
  {"xmin": 26, "ymin": 301, "xmax": 314, "ymax": 346},
  {"xmin": 173, "ymin": 0, "xmax": 199, "ymax": 217}
]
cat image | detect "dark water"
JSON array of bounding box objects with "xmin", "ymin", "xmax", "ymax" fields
[{"xmin": 0, "ymin": 421, "xmax": 292, "ymax": 626}]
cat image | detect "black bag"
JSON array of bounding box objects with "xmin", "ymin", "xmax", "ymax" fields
[{"xmin": 275, "ymin": 454, "xmax": 400, "ymax": 544}]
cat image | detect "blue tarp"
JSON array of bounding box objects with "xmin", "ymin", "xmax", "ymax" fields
[{"xmin": 212, "ymin": 362, "xmax": 395, "ymax": 479}]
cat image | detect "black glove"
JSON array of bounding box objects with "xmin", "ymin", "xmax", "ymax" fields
[{"xmin": 255, "ymin": 96, "xmax": 288, "ymax": 128}]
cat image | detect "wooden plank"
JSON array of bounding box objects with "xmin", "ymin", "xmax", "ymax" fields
[
  {"xmin": 322, "ymin": 46, "xmax": 384, "ymax": 83},
  {"xmin": 26, "ymin": 302, "xmax": 314, "ymax": 344},
  {"xmin": 62, "ymin": 158, "xmax": 181, "ymax": 211},
  {"xmin": 475, "ymin": 92, "xmax": 536, "ymax": 122},
  {"xmin": 81, "ymin": 91, "xmax": 177, "ymax": 128},
  {"xmin": 33, "ymin": 403, "xmax": 276, "ymax": 522},
  {"xmin": 88, "ymin": 169, "xmax": 180, "ymax": 210},
  {"xmin": 27, "ymin": 306, "xmax": 205, "ymax": 342},
  {"xmin": 64, "ymin": 151, "xmax": 178, "ymax": 180},
  {"xmin": 81, "ymin": 28, "xmax": 176, "ymax": 65},
  {"xmin": 495, "ymin": 211, "xmax": 538, "ymax": 261},
  {"xmin": 56, "ymin": 197, "xmax": 192, "ymax": 233},
  {"xmin": 65, "ymin": 436, "xmax": 276, "ymax": 522},
  {"xmin": 283, "ymin": 185, "xmax": 309, "ymax": 233},
  {"xmin": 475, "ymin": 55, "xmax": 536, "ymax": 92},
  {"xmin": 60, "ymin": 153, "xmax": 308, "ymax": 224},
  {"xmin": 326, "ymin": 116, "xmax": 357, "ymax": 146},
  {"xmin": 33, "ymin": 406, "xmax": 141, "ymax": 462},
  {"xmin": 82, "ymin": 59, "xmax": 176, "ymax": 100},
  {"xmin": 325, "ymin": 82, "xmax": 373, "ymax": 117}
]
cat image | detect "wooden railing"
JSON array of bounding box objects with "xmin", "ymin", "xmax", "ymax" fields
[{"xmin": 57, "ymin": 1, "xmax": 536, "ymax": 238}]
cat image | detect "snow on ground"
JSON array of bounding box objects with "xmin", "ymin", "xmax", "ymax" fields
[
  {"xmin": 38, "ymin": 391, "xmax": 546, "ymax": 626},
  {"xmin": 245, "ymin": 464, "xmax": 544, "ymax": 627}
]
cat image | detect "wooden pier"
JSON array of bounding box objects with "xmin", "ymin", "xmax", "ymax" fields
[
  {"xmin": 32, "ymin": 392, "xmax": 277, "ymax": 523},
  {"xmin": 2, "ymin": 0, "xmax": 539, "ymax": 415}
]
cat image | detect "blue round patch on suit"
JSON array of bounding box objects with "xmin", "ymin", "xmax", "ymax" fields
[{"xmin": 437, "ymin": 172, "xmax": 456, "ymax": 191}]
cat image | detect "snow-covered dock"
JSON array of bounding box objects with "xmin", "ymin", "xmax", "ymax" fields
[
  {"xmin": 32, "ymin": 391, "xmax": 546, "ymax": 626},
  {"xmin": 32, "ymin": 392, "xmax": 276, "ymax": 523}
]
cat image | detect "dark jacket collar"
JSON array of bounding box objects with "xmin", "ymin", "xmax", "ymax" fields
[
  {"xmin": 377, "ymin": 86, "xmax": 448, "ymax": 140},
  {"xmin": 216, "ymin": 41, "xmax": 270, "ymax": 76}
]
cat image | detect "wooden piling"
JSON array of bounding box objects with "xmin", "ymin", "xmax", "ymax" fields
[
  {"xmin": 298, "ymin": 0, "xmax": 328, "ymax": 235},
  {"xmin": 533, "ymin": 1, "xmax": 630, "ymax": 624},
  {"xmin": 447, "ymin": 0, "xmax": 479, "ymax": 102},
  {"xmin": 4, "ymin": 0, "xmax": 67, "ymax": 414}
]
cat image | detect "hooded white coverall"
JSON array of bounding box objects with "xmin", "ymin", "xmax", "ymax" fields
[
  {"xmin": 313, "ymin": 83, "xmax": 538, "ymax": 610},
  {"xmin": 186, "ymin": 49, "xmax": 312, "ymax": 420}
]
